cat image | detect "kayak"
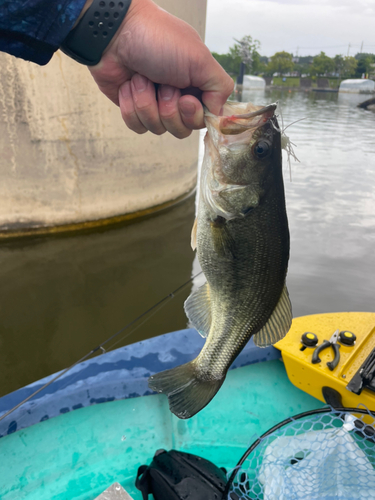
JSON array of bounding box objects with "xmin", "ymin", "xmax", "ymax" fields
[{"xmin": 1, "ymin": 312, "xmax": 374, "ymax": 499}]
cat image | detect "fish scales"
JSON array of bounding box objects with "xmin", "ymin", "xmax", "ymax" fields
[
  {"xmin": 196, "ymin": 195, "xmax": 289, "ymax": 376},
  {"xmin": 149, "ymin": 101, "xmax": 292, "ymax": 419}
]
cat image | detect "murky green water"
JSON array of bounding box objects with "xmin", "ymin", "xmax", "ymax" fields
[
  {"xmin": 0, "ymin": 199, "xmax": 196, "ymax": 397},
  {"xmin": 1, "ymin": 89, "xmax": 374, "ymax": 397}
]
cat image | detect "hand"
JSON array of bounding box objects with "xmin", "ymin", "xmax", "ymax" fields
[{"xmin": 88, "ymin": 0, "xmax": 234, "ymax": 138}]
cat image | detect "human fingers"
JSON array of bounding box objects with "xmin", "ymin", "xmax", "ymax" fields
[
  {"xmin": 130, "ymin": 74, "xmax": 166, "ymax": 135},
  {"xmin": 192, "ymin": 51, "xmax": 235, "ymax": 115},
  {"xmin": 178, "ymin": 95, "xmax": 205, "ymax": 130},
  {"xmin": 119, "ymin": 80, "xmax": 148, "ymax": 134},
  {"xmin": 107, "ymin": 0, "xmax": 233, "ymax": 115},
  {"xmin": 157, "ymin": 85, "xmax": 192, "ymax": 139}
]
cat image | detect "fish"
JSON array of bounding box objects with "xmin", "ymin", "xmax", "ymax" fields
[{"xmin": 148, "ymin": 100, "xmax": 292, "ymax": 419}]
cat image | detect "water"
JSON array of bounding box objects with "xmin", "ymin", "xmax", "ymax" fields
[
  {"xmin": 1, "ymin": 90, "xmax": 374, "ymax": 397},
  {"xmin": 264, "ymin": 90, "xmax": 375, "ymax": 317},
  {"xmin": 0, "ymin": 200, "xmax": 196, "ymax": 397}
]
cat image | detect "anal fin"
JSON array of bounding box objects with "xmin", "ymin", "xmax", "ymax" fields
[{"xmin": 253, "ymin": 285, "xmax": 292, "ymax": 347}]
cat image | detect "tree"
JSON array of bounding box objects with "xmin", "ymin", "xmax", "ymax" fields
[
  {"xmin": 293, "ymin": 63, "xmax": 310, "ymax": 76},
  {"xmin": 342, "ymin": 56, "xmax": 358, "ymax": 78},
  {"xmin": 211, "ymin": 52, "xmax": 241, "ymax": 76},
  {"xmin": 310, "ymin": 52, "xmax": 334, "ymax": 76},
  {"xmin": 362, "ymin": 56, "xmax": 374, "ymax": 75},
  {"xmin": 334, "ymin": 55, "xmax": 357, "ymax": 78},
  {"xmin": 333, "ymin": 55, "xmax": 345, "ymax": 76},
  {"xmin": 251, "ymin": 53, "xmax": 268, "ymax": 74},
  {"xmin": 266, "ymin": 51, "xmax": 294, "ymax": 76},
  {"xmin": 211, "ymin": 35, "xmax": 261, "ymax": 77},
  {"xmin": 354, "ymin": 53, "xmax": 375, "ymax": 77},
  {"xmin": 293, "ymin": 56, "xmax": 313, "ymax": 77},
  {"xmin": 230, "ymin": 35, "xmax": 261, "ymax": 74}
]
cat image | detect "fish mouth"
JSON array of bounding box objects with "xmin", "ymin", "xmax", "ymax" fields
[
  {"xmin": 232, "ymin": 103, "xmax": 277, "ymax": 120},
  {"xmin": 205, "ymin": 101, "xmax": 277, "ymax": 137},
  {"xmin": 201, "ymin": 101, "xmax": 278, "ymax": 220}
]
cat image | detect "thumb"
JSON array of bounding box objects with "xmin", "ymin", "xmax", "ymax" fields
[{"xmin": 197, "ymin": 58, "xmax": 234, "ymax": 115}]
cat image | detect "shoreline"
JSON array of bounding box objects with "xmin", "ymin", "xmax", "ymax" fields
[{"xmin": 235, "ymin": 84, "xmax": 375, "ymax": 94}]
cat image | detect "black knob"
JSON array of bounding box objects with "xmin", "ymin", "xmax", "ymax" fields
[
  {"xmin": 339, "ymin": 330, "xmax": 356, "ymax": 346},
  {"xmin": 301, "ymin": 332, "xmax": 318, "ymax": 347}
]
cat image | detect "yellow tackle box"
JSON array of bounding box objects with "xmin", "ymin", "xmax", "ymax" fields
[{"xmin": 275, "ymin": 312, "xmax": 375, "ymax": 410}]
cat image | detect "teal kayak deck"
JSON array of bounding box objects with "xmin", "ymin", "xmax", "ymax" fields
[{"xmin": 1, "ymin": 359, "xmax": 322, "ymax": 500}]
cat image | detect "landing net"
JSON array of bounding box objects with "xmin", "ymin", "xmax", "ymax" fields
[{"xmin": 225, "ymin": 407, "xmax": 375, "ymax": 500}]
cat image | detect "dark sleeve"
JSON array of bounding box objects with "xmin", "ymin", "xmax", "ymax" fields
[{"xmin": 0, "ymin": 0, "xmax": 87, "ymax": 65}]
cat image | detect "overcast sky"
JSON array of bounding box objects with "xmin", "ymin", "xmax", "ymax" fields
[{"xmin": 205, "ymin": 0, "xmax": 375, "ymax": 58}]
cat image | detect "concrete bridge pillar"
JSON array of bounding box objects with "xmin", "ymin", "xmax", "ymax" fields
[{"xmin": 0, "ymin": 0, "xmax": 206, "ymax": 236}]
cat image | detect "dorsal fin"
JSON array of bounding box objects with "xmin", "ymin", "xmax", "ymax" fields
[
  {"xmin": 184, "ymin": 283, "xmax": 211, "ymax": 338},
  {"xmin": 253, "ymin": 285, "xmax": 292, "ymax": 347}
]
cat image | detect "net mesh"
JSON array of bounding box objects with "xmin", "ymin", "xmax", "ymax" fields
[{"xmin": 226, "ymin": 408, "xmax": 375, "ymax": 500}]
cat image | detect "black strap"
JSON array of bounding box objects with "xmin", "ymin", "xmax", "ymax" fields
[
  {"xmin": 135, "ymin": 464, "xmax": 151, "ymax": 500},
  {"xmin": 61, "ymin": 0, "xmax": 132, "ymax": 65}
]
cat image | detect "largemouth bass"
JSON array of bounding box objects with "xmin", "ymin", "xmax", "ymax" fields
[{"xmin": 149, "ymin": 101, "xmax": 291, "ymax": 419}]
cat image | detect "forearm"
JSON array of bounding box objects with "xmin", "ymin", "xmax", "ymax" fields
[{"xmin": 0, "ymin": 0, "xmax": 87, "ymax": 64}]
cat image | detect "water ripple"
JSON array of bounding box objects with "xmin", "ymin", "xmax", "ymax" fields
[{"xmin": 235, "ymin": 90, "xmax": 375, "ymax": 316}]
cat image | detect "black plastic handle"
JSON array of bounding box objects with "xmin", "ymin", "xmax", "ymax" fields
[
  {"xmin": 311, "ymin": 340, "xmax": 331, "ymax": 364},
  {"xmin": 326, "ymin": 344, "xmax": 341, "ymax": 371}
]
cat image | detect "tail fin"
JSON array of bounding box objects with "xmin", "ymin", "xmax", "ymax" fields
[{"xmin": 148, "ymin": 362, "xmax": 225, "ymax": 419}]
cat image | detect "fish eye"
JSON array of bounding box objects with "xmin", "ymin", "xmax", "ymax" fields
[{"xmin": 254, "ymin": 140, "xmax": 271, "ymax": 159}]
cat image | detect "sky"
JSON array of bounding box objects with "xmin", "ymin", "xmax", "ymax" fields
[{"xmin": 205, "ymin": 0, "xmax": 375, "ymax": 58}]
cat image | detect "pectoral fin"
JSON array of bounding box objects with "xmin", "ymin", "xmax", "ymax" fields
[
  {"xmin": 184, "ymin": 283, "xmax": 211, "ymax": 338},
  {"xmin": 211, "ymin": 217, "xmax": 236, "ymax": 259},
  {"xmin": 191, "ymin": 217, "xmax": 198, "ymax": 251},
  {"xmin": 253, "ymin": 285, "xmax": 292, "ymax": 347}
]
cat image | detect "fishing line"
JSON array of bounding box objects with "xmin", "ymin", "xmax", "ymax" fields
[
  {"xmin": 275, "ymin": 102, "xmax": 303, "ymax": 182},
  {"xmin": 282, "ymin": 117, "xmax": 306, "ymax": 133},
  {"xmin": 104, "ymin": 301, "xmax": 167, "ymax": 353},
  {"xmin": 0, "ymin": 271, "xmax": 203, "ymax": 424}
]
